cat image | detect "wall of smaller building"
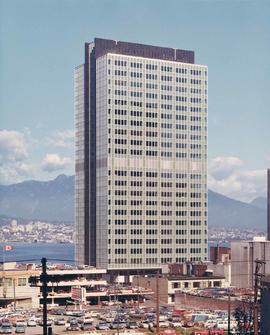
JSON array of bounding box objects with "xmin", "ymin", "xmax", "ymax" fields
[
  {"xmin": 0, "ymin": 285, "xmax": 40, "ymax": 309},
  {"xmin": 175, "ymin": 292, "xmax": 248, "ymax": 311},
  {"xmin": 132, "ymin": 275, "xmax": 225, "ymax": 305},
  {"xmin": 0, "ymin": 268, "xmax": 40, "ymax": 308},
  {"xmin": 132, "ymin": 276, "xmax": 168, "ymax": 304},
  {"xmin": 210, "ymin": 247, "xmax": 231, "ymax": 263},
  {"xmin": 231, "ymin": 241, "xmax": 270, "ymax": 288},
  {"xmin": 207, "ymin": 262, "xmax": 231, "ymax": 287}
]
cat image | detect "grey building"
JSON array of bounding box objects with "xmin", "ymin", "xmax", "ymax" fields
[
  {"xmin": 261, "ymin": 275, "xmax": 270, "ymax": 335},
  {"xmin": 231, "ymin": 238, "xmax": 270, "ymax": 288},
  {"xmin": 75, "ymin": 38, "xmax": 208, "ymax": 272},
  {"xmin": 267, "ymin": 168, "xmax": 270, "ymax": 240}
]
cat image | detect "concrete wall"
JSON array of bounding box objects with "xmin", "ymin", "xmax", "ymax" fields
[
  {"xmin": 132, "ymin": 275, "xmax": 226, "ymax": 305},
  {"xmin": 231, "ymin": 241, "xmax": 270, "ymax": 288},
  {"xmin": 207, "ymin": 262, "xmax": 231, "ymax": 286},
  {"xmin": 0, "ymin": 286, "xmax": 40, "ymax": 308},
  {"xmin": 132, "ymin": 276, "xmax": 168, "ymax": 304}
]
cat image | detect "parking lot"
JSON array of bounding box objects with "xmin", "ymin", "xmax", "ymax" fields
[
  {"xmin": 0, "ymin": 303, "xmax": 235, "ymax": 335},
  {"xmin": 0, "ymin": 305, "xmax": 164, "ymax": 335}
]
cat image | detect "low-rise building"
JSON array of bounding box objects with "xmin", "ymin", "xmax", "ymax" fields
[
  {"xmin": 231, "ymin": 237, "xmax": 270, "ymax": 288},
  {"xmin": 133, "ymin": 272, "xmax": 226, "ymax": 304},
  {"xmin": 210, "ymin": 246, "xmax": 230, "ymax": 264},
  {"xmin": 0, "ymin": 262, "xmax": 107, "ymax": 308},
  {"xmin": 40, "ymin": 266, "xmax": 107, "ymax": 306},
  {"xmin": 0, "ymin": 262, "xmax": 153, "ymax": 309},
  {"xmin": 0, "ymin": 262, "xmax": 40, "ymax": 308}
]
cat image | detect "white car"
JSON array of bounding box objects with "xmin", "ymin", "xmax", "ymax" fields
[
  {"xmin": 0, "ymin": 323, "xmax": 13, "ymax": 334},
  {"xmin": 215, "ymin": 319, "xmax": 228, "ymax": 329},
  {"xmin": 154, "ymin": 321, "xmax": 170, "ymax": 328},
  {"xmin": 27, "ymin": 319, "xmax": 37, "ymax": 327},
  {"xmin": 169, "ymin": 321, "xmax": 183, "ymax": 328},
  {"xmin": 204, "ymin": 319, "xmax": 217, "ymax": 329},
  {"xmin": 86, "ymin": 311, "xmax": 99, "ymax": 318}
]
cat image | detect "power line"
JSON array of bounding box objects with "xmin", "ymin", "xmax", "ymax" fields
[{"xmin": 0, "ymin": 258, "xmax": 74, "ymax": 263}]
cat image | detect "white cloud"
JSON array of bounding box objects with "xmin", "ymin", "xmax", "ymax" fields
[
  {"xmin": 209, "ymin": 156, "xmax": 267, "ymax": 202},
  {"xmin": 209, "ymin": 156, "xmax": 243, "ymax": 180},
  {"xmin": 41, "ymin": 153, "xmax": 72, "ymax": 173},
  {"xmin": 48, "ymin": 130, "xmax": 75, "ymax": 148},
  {"xmin": 0, "ymin": 130, "xmax": 28, "ymax": 163},
  {"xmin": 0, "ymin": 162, "xmax": 34, "ymax": 185},
  {"xmin": 0, "ymin": 130, "xmax": 34, "ymax": 184},
  {"xmin": 0, "ymin": 129, "xmax": 75, "ymax": 184}
]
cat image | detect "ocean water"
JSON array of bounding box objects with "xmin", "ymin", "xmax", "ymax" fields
[
  {"xmin": 0, "ymin": 242, "xmax": 75, "ymax": 264},
  {"xmin": 0, "ymin": 241, "xmax": 228, "ymax": 265}
]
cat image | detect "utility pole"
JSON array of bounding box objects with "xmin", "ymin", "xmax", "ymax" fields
[
  {"xmin": 254, "ymin": 259, "xmax": 265, "ymax": 335},
  {"xmin": 41, "ymin": 257, "xmax": 48, "ymax": 335},
  {"xmin": 156, "ymin": 270, "xmax": 160, "ymax": 335},
  {"xmin": 137, "ymin": 271, "xmax": 140, "ymax": 307},
  {"xmin": 227, "ymin": 289, "xmax": 231, "ymax": 335},
  {"xmin": 13, "ymin": 278, "xmax": 16, "ymax": 311},
  {"xmin": 29, "ymin": 258, "xmax": 61, "ymax": 335}
]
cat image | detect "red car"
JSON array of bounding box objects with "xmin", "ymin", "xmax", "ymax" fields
[{"xmin": 191, "ymin": 330, "xmax": 225, "ymax": 335}]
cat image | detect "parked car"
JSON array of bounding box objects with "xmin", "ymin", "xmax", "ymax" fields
[
  {"xmin": 13, "ymin": 320, "xmax": 27, "ymax": 328},
  {"xmin": 27, "ymin": 319, "xmax": 37, "ymax": 327},
  {"xmin": 191, "ymin": 330, "xmax": 225, "ymax": 335},
  {"xmin": 38, "ymin": 319, "xmax": 53, "ymax": 326},
  {"xmin": 66, "ymin": 321, "xmax": 80, "ymax": 331},
  {"xmin": 110, "ymin": 321, "xmax": 126, "ymax": 329},
  {"xmin": 86, "ymin": 311, "xmax": 99, "ymax": 318},
  {"xmin": 66, "ymin": 311, "xmax": 84, "ymax": 317},
  {"xmin": 96, "ymin": 322, "xmax": 110, "ymax": 330},
  {"xmin": 169, "ymin": 320, "xmax": 183, "ymax": 328},
  {"xmin": 0, "ymin": 320, "xmax": 9, "ymax": 327},
  {"xmin": 204, "ymin": 319, "xmax": 217, "ymax": 329},
  {"xmin": 127, "ymin": 322, "xmax": 139, "ymax": 329},
  {"xmin": 80, "ymin": 323, "xmax": 95, "ymax": 331},
  {"xmin": 182, "ymin": 320, "xmax": 195, "ymax": 327},
  {"xmin": 154, "ymin": 321, "xmax": 170, "ymax": 328},
  {"xmin": 15, "ymin": 325, "xmax": 25, "ymax": 333},
  {"xmin": 54, "ymin": 318, "xmax": 65, "ymax": 326},
  {"xmin": 50, "ymin": 309, "xmax": 65, "ymax": 316},
  {"xmin": 81, "ymin": 316, "xmax": 94, "ymax": 324},
  {"xmin": 0, "ymin": 323, "xmax": 13, "ymax": 334},
  {"xmin": 140, "ymin": 321, "xmax": 153, "ymax": 329}
]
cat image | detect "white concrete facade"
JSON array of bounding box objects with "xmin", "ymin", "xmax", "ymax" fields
[
  {"xmin": 231, "ymin": 239, "xmax": 270, "ymax": 288},
  {"xmin": 75, "ymin": 39, "xmax": 208, "ymax": 271}
]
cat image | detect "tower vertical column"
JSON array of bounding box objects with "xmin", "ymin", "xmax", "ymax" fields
[{"xmin": 267, "ymin": 169, "xmax": 270, "ymax": 240}]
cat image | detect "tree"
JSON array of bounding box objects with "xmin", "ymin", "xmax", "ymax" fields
[{"xmin": 233, "ymin": 300, "xmax": 253, "ymax": 335}]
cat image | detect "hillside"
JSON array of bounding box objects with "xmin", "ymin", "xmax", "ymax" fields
[
  {"xmin": 0, "ymin": 175, "xmax": 267, "ymax": 230},
  {"xmin": 0, "ymin": 175, "xmax": 74, "ymax": 223},
  {"xmin": 208, "ymin": 190, "xmax": 266, "ymax": 230}
]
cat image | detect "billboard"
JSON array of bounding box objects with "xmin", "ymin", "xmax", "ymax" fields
[{"xmin": 71, "ymin": 286, "xmax": 86, "ymax": 303}]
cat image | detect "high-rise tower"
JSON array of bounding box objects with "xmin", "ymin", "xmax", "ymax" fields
[
  {"xmin": 75, "ymin": 38, "xmax": 208, "ymax": 272},
  {"xmin": 267, "ymin": 169, "xmax": 270, "ymax": 240}
]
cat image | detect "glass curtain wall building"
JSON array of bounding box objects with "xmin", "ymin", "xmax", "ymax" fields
[{"xmin": 75, "ymin": 38, "xmax": 208, "ymax": 272}]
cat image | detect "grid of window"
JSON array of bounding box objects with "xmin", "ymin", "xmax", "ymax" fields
[{"xmin": 95, "ymin": 52, "xmax": 207, "ymax": 270}]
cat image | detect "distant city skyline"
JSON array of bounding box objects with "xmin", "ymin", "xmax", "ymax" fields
[{"xmin": 0, "ymin": 0, "xmax": 269, "ymax": 202}]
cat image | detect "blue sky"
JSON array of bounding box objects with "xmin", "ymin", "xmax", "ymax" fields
[{"xmin": 0, "ymin": 0, "xmax": 270, "ymax": 201}]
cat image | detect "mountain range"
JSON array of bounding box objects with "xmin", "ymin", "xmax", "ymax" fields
[
  {"xmin": 0, "ymin": 175, "xmax": 74, "ymax": 223},
  {"xmin": 0, "ymin": 174, "xmax": 267, "ymax": 230}
]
